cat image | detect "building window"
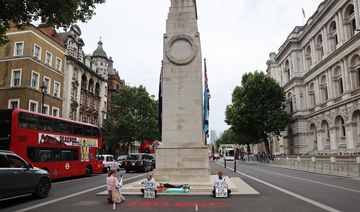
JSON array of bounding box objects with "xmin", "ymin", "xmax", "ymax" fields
[
  {"xmin": 55, "ymin": 57, "xmax": 62, "ymax": 71},
  {"xmin": 316, "ymin": 35, "xmax": 324, "ymax": 61},
  {"xmin": 308, "ymin": 83, "xmax": 316, "ymax": 108},
  {"xmin": 13, "ymin": 42, "xmax": 24, "ymax": 56},
  {"xmin": 29, "ymin": 100, "xmax": 38, "ymax": 112},
  {"xmin": 44, "ymin": 77, "xmax": 51, "ymax": 94},
  {"xmin": 8, "ymin": 99, "xmax": 20, "ymax": 109},
  {"xmin": 54, "ymin": 81, "xmax": 60, "ymax": 98},
  {"xmin": 320, "ymin": 75, "xmax": 328, "ymax": 103},
  {"xmin": 33, "ymin": 44, "xmax": 41, "ymax": 60},
  {"xmin": 11, "ymin": 69, "xmax": 21, "ymax": 87},
  {"xmin": 43, "ymin": 104, "xmax": 49, "ymax": 115},
  {"xmin": 45, "ymin": 51, "xmax": 52, "ymax": 66},
  {"xmin": 31, "ymin": 71, "xmax": 40, "ymax": 89},
  {"xmin": 329, "ymin": 21, "xmax": 338, "ymax": 52},
  {"xmin": 52, "ymin": 107, "xmax": 60, "ymax": 117},
  {"xmin": 345, "ymin": 4, "xmax": 356, "ymax": 39},
  {"xmin": 305, "ymin": 45, "xmax": 312, "ymax": 70}
]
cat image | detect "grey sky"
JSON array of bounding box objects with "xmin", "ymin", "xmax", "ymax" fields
[{"xmin": 77, "ymin": 0, "xmax": 324, "ymax": 137}]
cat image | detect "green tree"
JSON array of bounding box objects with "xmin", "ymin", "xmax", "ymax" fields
[
  {"xmin": 104, "ymin": 85, "xmax": 160, "ymax": 153},
  {"xmin": 225, "ymin": 71, "xmax": 290, "ymax": 155},
  {"xmin": 0, "ymin": 0, "xmax": 105, "ymax": 46}
]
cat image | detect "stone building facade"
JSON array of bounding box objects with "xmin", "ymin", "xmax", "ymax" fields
[
  {"xmin": 0, "ymin": 24, "xmax": 65, "ymax": 116},
  {"xmin": 60, "ymin": 25, "xmax": 112, "ymax": 127},
  {"xmin": 267, "ymin": 0, "xmax": 360, "ymax": 155}
]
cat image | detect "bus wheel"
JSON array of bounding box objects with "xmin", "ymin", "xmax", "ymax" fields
[
  {"xmin": 33, "ymin": 177, "xmax": 51, "ymax": 198},
  {"xmin": 86, "ymin": 166, "xmax": 92, "ymax": 177}
]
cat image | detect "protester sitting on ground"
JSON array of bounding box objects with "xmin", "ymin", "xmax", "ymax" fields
[
  {"xmin": 212, "ymin": 171, "xmax": 231, "ymax": 197},
  {"xmin": 141, "ymin": 173, "xmax": 157, "ymax": 197}
]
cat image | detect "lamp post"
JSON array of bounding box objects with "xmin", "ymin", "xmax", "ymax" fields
[{"xmin": 40, "ymin": 82, "xmax": 47, "ymax": 114}]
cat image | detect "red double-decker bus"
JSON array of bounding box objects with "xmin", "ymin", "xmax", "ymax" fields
[{"xmin": 0, "ymin": 108, "xmax": 103, "ymax": 180}]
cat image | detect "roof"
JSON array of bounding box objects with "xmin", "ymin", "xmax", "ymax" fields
[{"xmin": 92, "ymin": 40, "xmax": 107, "ymax": 59}]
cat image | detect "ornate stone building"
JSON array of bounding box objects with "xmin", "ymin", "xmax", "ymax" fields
[
  {"xmin": 60, "ymin": 25, "xmax": 110, "ymax": 127},
  {"xmin": 267, "ymin": 0, "xmax": 360, "ymax": 155},
  {"xmin": 0, "ymin": 24, "xmax": 65, "ymax": 116},
  {"xmin": 107, "ymin": 57, "xmax": 125, "ymax": 121}
]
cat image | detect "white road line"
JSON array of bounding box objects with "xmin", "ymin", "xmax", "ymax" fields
[
  {"xmin": 222, "ymin": 164, "xmax": 341, "ymax": 212},
  {"xmin": 15, "ymin": 174, "xmax": 144, "ymax": 212},
  {"xmin": 246, "ymin": 165, "xmax": 360, "ymax": 194}
]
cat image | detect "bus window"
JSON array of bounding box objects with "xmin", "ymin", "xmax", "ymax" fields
[
  {"xmin": 39, "ymin": 149, "xmax": 52, "ymax": 162},
  {"xmin": 73, "ymin": 124, "xmax": 82, "ymax": 135},
  {"xmin": 38, "ymin": 116, "xmax": 53, "ymax": 132},
  {"xmin": 60, "ymin": 121, "xmax": 72, "ymax": 134},
  {"xmin": 19, "ymin": 112, "xmax": 38, "ymax": 129},
  {"xmin": 61, "ymin": 149, "xmax": 78, "ymax": 161},
  {"xmin": 92, "ymin": 127, "xmax": 100, "ymax": 137},
  {"xmin": 84, "ymin": 126, "xmax": 92, "ymax": 136}
]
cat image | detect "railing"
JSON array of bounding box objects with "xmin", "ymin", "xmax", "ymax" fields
[{"xmin": 270, "ymin": 156, "xmax": 360, "ymax": 178}]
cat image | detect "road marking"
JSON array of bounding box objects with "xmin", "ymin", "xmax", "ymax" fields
[
  {"xmin": 15, "ymin": 174, "xmax": 144, "ymax": 212},
  {"xmin": 245, "ymin": 165, "xmax": 360, "ymax": 194},
  {"xmin": 222, "ymin": 164, "xmax": 341, "ymax": 212}
]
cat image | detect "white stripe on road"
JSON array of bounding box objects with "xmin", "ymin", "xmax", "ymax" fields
[
  {"xmin": 15, "ymin": 174, "xmax": 144, "ymax": 212},
  {"xmin": 222, "ymin": 164, "xmax": 341, "ymax": 212},
  {"xmin": 245, "ymin": 165, "xmax": 360, "ymax": 194}
]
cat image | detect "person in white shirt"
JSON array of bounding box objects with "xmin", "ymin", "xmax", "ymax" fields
[
  {"xmin": 212, "ymin": 171, "xmax": 231, "ymax": 197},
  {"xmin": 141, "ymin": 172, "xmax": 157, "ymax": 196}
]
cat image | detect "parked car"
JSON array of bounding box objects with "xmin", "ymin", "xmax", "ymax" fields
[
  {"xmin": 0, "ymin": 150, "xmax": 51, "ymax": 201},
  {"xmin": 149, "ymin": 154, "xmax": 156, "ymax": 169},
  {"xmin": 96, "ymin": 154, "xmax": 120, "ymax": 173},
  {"xmin": 117, "ymin": 155, "xmax": 127, "ymax": 169},
  {"xmin": 125, "ymin": 153, "xmax": 152, "ymax": 173}
]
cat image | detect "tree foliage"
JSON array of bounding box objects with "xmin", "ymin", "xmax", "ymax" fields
[
  {"xmin": 0, "ymin": 0, "xmax": 105, "ymax": 46},
  {"xmin": 225, "ymin": 71, "xmax": 290, "ymax": 155},
  {"xmin": 104, "ymin": 85, "xmax": 160, "ymax": 153}
]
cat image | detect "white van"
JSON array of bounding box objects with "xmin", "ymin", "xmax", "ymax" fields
[{"xmin": 223, "ymin": 148, "xmax": 235, "ymax": 161}]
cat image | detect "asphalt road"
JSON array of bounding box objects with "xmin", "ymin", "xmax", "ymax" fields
[{"xmin": 1, "ymin": 160, "xmax": 359, "ymax": 212}]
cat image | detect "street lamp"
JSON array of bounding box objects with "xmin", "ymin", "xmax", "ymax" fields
[{"xmin": 40, "ymin": 81, "xmax": 47, "ymax": 114}]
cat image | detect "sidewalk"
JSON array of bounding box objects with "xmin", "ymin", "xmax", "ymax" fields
[{"xmin": 97, "ymin": 163, "xmax": 259, "ymax": 196}]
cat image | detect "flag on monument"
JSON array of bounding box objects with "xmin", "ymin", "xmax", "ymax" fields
[
  {"xmin": 203, "ymin": 58, "xmax": 210, "ymax": 139},
  {"xmin": 302, "ymin": 7, "xmax": 306, "ymax": 18},
  {"xmin": 158, "ymin": 66, "xmax": 163, "ymax": 137}
]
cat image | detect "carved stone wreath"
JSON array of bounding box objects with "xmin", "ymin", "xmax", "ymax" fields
[{"xmin": 165, "ymin": 34, "xmax": 198, "ymax": 65}]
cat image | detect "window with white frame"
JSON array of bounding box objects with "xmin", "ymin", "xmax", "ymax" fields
[
  {"xmin": 43, "ymin": 77, "xmax": 51, "ymax": 94},
  {"xmin": 42, "ymin": 104, "xmax": 49, "ymax": 115},
  {"xmin": 11, "ymin": 69, "xmax": 21, "ymax": 87},
  {"xmin": 52, "ymin": 107, "xmax": 60, "ymax": 117},
  {"xmin": 54, "ymin": 81, "xmax": 60, "ymax": 98},
  {"xmin": 28, "ymin": 100, "xmax": 38, "ymax": 112},
  {"xmin": 31, "ymin": 71, "xmax": 40, "ymax": 89},
  {"xmin": 55, "ymin": 57, "xmax": 62, "ymax": 71},
  {"xmin": 45, "ymin": 51, "xmax": 52, "ymax": 66},
  {"xmin": 33, "ymin": 44, "xmax": 41, "ymax": 60},
  {"xmin": 8, "ymin": 99, "xmax": 20, "ymax": 109},
  {"xmin": 13, "ymin": 42, "xmax": 24, "ymax": 56}
]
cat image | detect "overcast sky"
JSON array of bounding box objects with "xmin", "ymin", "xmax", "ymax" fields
[{"xmin": 76, "ymin": 0, "xmax": 324, "ymax": 137}]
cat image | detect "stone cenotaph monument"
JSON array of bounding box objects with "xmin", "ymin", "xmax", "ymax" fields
[{"xmin": 155, "ymin": 0, "xmax": 210, "ymax": 183}]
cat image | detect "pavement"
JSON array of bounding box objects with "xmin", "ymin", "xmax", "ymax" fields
[{"xmin": 97, "ymin": 169, "xmax": 259, "ymax": 196}]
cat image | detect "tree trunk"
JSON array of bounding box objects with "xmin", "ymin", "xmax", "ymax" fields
[
  {"xmin": 246, "ymin": 143, "xmax": 251, "ymax": 154},
  {"xmin": 263, "ymin": 135, "xmax": 271, "ymax": 156}
]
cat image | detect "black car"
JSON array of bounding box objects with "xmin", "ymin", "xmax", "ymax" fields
[
  {"xmin": 0, "ymin": 150, "xmax": 51, "ymax": 201},
  {"xmin": 149, "ymin": 154, "xmax": 156, "ymax": 169},
  {"xmin": 125, "ymin": 153, "xmax": 152, "ymax": 173},
  {"xmin": 117, "ymin": 155, "xmax": 127, "ymax": 168}
]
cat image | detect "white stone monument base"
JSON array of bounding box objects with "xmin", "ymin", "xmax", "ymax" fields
[{"xmin": 154, "ymin": 145, "xmax": 210, "ymax": 182}]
